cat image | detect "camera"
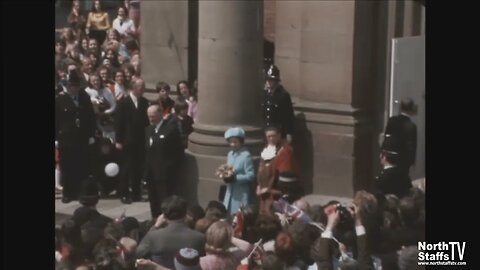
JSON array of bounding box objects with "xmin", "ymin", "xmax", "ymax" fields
[
  {"xmin": 324, "ymin": 202, "xmax": 354, "ymax": 233},
  {"xmin": 334, "ymin": 203, "xmax": 354, "ymax": 228}
]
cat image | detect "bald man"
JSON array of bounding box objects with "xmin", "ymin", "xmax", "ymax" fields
[
  {"xmin": 114, "ymin": 78, "xmax": 150, "ymax": 204},
  {"xmin": 144, "ymin": 105, "xmax": 184, "ymax": 218}
]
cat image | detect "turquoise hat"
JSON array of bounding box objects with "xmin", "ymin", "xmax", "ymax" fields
[{"xmin": 224, "ymin": 127, "xmax": 245, "ymax": 140}]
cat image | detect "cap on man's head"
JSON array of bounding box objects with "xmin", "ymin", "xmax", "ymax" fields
[
  {"xmin": 174, "ymin": 248, "xmax": 201, "ymax": 270},
  {"xmin": 266, "ymin": 64, "xmax": 281, "ymax": 81}
]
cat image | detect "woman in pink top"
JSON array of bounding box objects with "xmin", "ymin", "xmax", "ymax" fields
[
  {"xmin": 176, "ymin": 80, "xmax": 198, "ymax": 122},
  {"xmin": 200, "ymin": 220, "xmax": 253, "ymax": 270}
]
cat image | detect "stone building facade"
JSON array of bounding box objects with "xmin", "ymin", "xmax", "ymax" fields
[{"xmin": 140, "ymin": 0, "xmax": 425, "ymax": 206}]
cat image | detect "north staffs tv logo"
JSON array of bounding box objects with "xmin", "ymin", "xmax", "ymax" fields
[{"xmin": 418, "ymin": 242, "xmax": 466, "ymax": 261}]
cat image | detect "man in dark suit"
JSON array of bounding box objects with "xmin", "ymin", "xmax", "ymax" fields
[
  {"xmin": 55, "ymin": 69, "xmax": 96, "ymax": 203},
  {"xmin": 382, "ymin": 98, "xmax": 417, "ymax": 176},
  {"xmin": 144, "ymin": 105, "xmax": 184, "ymax": 218},
  {"xmin": 136, "ymin": 196, "xmax": 205, "ymax": 269},
  {"xmin": 262, "ymin": 64, "xmax": 295, "ymax": 142},
  {"xmin": 114, "ymin": 78, "xmax": 150, "ymax": 204}
]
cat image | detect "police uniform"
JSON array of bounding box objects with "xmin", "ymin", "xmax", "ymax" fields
[
  {"xmin": 262, "ymin": 65, "xmax": 295, "ymax": 138},
  {"xmin": 373, "ymin": 136, "xmax": 412, "ymax": 199},
  {"xmin": 382, "ymin": 112, "xmax": 417, "ymax": 175},
  {"xmin": 55, "ymin": 70, "xmax": 96, "ymax": 202}
]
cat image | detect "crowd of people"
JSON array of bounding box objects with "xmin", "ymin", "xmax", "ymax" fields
[
  {"xmin": 55, "ymin": 1, "xmax": 425, "ymax": 269},
  {"xmin": 55, "ymin": 0, "xmax": 199, "ymax": 205},
  {"xmin": 55, "ymin": 180, "xmax": 425, "ymax": 269}
]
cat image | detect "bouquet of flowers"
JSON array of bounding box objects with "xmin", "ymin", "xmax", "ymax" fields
[{"xmin": 215, "ymin": 163, "xmax": 235, "ymax": 183}]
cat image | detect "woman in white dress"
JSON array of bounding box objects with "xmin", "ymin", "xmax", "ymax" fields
[{"xmin": 85, "ymin": 74, "xmax": 117, "ymax": 141}]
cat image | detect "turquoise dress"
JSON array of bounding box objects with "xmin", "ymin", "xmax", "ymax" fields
[{"xmin": 223, "ymin": 147, "xmax": 255, "ymax": 215}]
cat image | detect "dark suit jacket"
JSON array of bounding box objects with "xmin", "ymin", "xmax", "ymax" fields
[
  {"xmin": 144, "ymin": 114, "xmax": 184, "ymax": 181},
  {"xmin": 55, "ymin": 89, "xmax": 96, "ymax": 147},
  {"xmin": 136, "ymin": 222, "xmax": 206, "ymax": 269},
  {"xmin": 383, "ymin": 114, "xmax": 417, "ymax": 168},
  {"xmin": 311, "ymin": 237, "xmax": 334, "ymax": 270},
  {"xmin": 114, "ymin": 95, "xmax": 149, "ymax": 147},
  {"xmin": 261, "ymin": 85, "xmax": 295, "ymax": 136},
  {"xmin": 373, "ymin": 166, "xmax": 412, "ymax": 199},
  {"xmin": 312, "ymin": 235, "xmax": 374, "ymax": 270}
]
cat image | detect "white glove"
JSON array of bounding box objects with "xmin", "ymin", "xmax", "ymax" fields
[{"xmin": 88, "ymin": 137, "xmax": 95, "ymax": 145}]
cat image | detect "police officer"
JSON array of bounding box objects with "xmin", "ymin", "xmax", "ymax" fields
[
  {"xmin": 372, "ymin": 136, "xmax": 412, "ymax": 199},
  {"xmin": 262, "ymin": 64, "xmax": 295, "ymax": 142},
  {"xmin": 382, "ymin": 98, "xmax": 417, "ymax": 176},
  {"xmin": 55, "ymin": 69, "xmax": 96, "ymax": 203}
]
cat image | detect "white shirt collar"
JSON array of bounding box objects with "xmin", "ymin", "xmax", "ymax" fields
[
  {"xmin": 155, "ymin": 121, "xmax": 162, "ymax": 132},
  {"xmin": 384, "ymin": 164, "xmax": 395, "ymax": 170},
  {"xmin": 400, "ymin": 112, "xmax": 411, "ymax": 118},
  {"xmin": 129, "ymin": 92, "xmax": 138, "ymax": 107}
]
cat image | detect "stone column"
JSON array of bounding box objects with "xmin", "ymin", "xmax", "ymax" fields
[
  {"xmin": 274, "ymin": 1, "xmax": 386, "ymax": 197},
  {"xmin": 140, "ymin": 1, "xmax": 189, "ymax": 91},
  {"xmin": 186, "ymin": 1, "xmax": 265, "ymax": 207}
]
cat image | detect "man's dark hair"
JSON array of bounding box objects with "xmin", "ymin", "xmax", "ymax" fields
[
  {"xmin": 186, "ymin": 204, "xmax": 205, "ymax": 227},
  {"xmin": 255, "ymin": 214, "xmax": 282, "ymax": 242},
  {"xmin": 205, "ymin": 200, "xmax": 227, "ymax": 220},
  {"xmin": 174, "ymin": 98, "xmax": 189, "ymax": 113},
  {"xmin": 161, "ymin": 195, "xmax": 188, "ymax": 220},
  {"xmin": 400, "ymin": 98, "xmax": 416, "ymax": 114}
]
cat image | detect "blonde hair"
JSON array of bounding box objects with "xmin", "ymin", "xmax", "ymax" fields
[{"xmin": 205, "ymin": 220, "xmax": 232, "ymax": 255}]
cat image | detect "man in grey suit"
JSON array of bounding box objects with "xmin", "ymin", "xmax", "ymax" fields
[{"xmin": 136, "ymin": 196, "xmax": 206, "ymax": 269}]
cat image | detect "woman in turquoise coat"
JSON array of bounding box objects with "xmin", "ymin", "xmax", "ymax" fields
[{"xmin": 222, "ymin": 127, "xmax": 255, "ymax": 215}]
